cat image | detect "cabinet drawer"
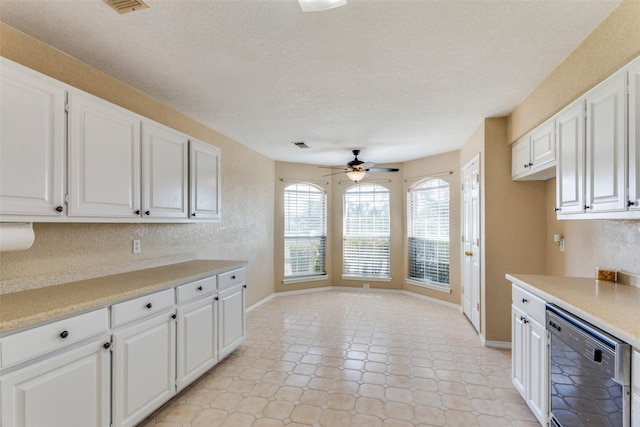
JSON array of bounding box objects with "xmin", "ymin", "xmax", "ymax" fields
[
  {"xmin": 218, "ymin": 268, "xmax": 246, "ymax": 291},
  {"xmin": 176, "ymin": 276, "xmax": 217, "ymax": 303},
  {"xmin": 512, "ymin": 284, "xmax": 546, "ymax": 324},
  {"xmin": 111, "ymin": 288, "xmax": 175, "ymax": 328},
  {"xmin": 0, "ymin": 308, "xmax": 108, "ymax": 369}
]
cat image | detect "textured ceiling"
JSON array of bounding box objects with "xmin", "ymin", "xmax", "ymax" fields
[{"xmin": 0, "ymin": 0, "xmax": 621, "ymax": 167}]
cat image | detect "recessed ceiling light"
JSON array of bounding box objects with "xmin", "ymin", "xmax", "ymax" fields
[{"xmin": 298, "ymin": 0, "xmax": 347, "ymax": 12}]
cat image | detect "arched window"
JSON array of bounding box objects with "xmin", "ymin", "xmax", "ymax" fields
[
  {"xmin": 284, "ymin": 183, "xmax": 327, "ymax": 278},
  {"xmin": 343, "ymin": 184, "xmax": 390, "ymax": 278},
  {"xmin": 407, "ymin": 178, "xmax": 450, "ymax": 287}
]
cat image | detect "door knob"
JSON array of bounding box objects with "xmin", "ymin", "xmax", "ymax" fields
[{"xmin": 464, "ymin": 251, "xmax": 473, "ymax": 257}]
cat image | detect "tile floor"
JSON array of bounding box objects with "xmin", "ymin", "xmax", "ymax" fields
[{"xmin": 140, "ymin": 291, "xmax": 539, "ymax": 427}]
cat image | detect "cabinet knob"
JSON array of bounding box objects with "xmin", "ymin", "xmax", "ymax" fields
[
  {"xmin": 628, "ymin": 200, "xmax": 638, "ymax": 207},
  {"xmin": 584, "ymin": 205, "xmax": 592, "ymax": 210},
  {"xmin": 191, "ymin": 212, "xmax": 196, "ymax": 217},
  {"xmin": 145, "ymin": 210, "xmax": 150, "ymax": 216},
  {"xmin": 103, "ymin": 342, "xmax": 111, "ymax": 349},
  {"xmin": 528, "ymin": 162, "xmax": 533, "ymax": 167},
  {"xmin": 215, "ymin": 297, "xmax": 219, "ymax": 301},
  {"xmin": 523, "ymin": 164, "xmax": 529, "ymax": 168},
  {"xmin": 243, "ymin": 284, "xmax": 247, "ymax": 288},
  {"xmin": 135, "ymin": 210, "xmax": 141, "ymax": 215},
  {"xmin": 554, "ymin": 207, "xmax": 560, "ymax": 212},
  {"xmin": 171, "ymin": 314, "xmax": 177, "ymax": 319},
  {"xmin": 522, "ymin": 298, "xmax": 528, "ymax": 303},
  {"xmin": 146, "ymin": 303, "xmax": 152, "ymax": 309},
  {"xmin": 60, "ymin": 330, "xmax": 69, "ymax": 339},
  {"xmin": 55, "ymin": 205, "xmax": 64, "ymax": 213},
  {"xmin": 231, "ymin": 275, "xmax": 236, "ymax": 280},
  {"xmin": 197, "ymin": 286, "xmax": 203, "ymax": 291}
]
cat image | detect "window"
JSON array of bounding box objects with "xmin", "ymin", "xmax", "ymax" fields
[
  {"xmin": 343, "ymin": 184, "xmax": 390, "ymax": 278},
  {"xmin": 284, "ymin": 183, "xmax": 326, "ymax": 279},
  {"xmin": 407, "ymin": 178, "xmax": 450, "ymax": 288}
]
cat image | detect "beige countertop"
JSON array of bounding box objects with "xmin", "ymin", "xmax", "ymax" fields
[
  {"xmin": 506, "ymin": 274, "xmax": 640, "ymax": 348},
  {"xmin": 0, "ymin": 259, "xmax": 247, "ymax": 334}
]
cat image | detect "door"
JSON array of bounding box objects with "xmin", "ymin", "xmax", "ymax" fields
[
  {"xmin": 68, "ymin": 91, "xmax": 141, "ymax": 218},
  {"xmin": 511, "ymin": 137, "xmax": 530, "ymax": 178},
  {"xmin": 141, "ymin": 121, "xmax": 189, "ymax": 219},
  {"xmin": 176, "ymin": 297, "xmax": 217, "ymax": 391},
  {"xmin": 0, "ymin": 58, "xmax": 66, "ymax": 217},
  {"xmin": 112, "ymin": 312, "xmax": 176, "ymax": 427},
  {"xmin": 461, "ymin": 155, "xmax": 480, "ymax": 332},
  {"xmin": 526, "ymin": 317, "xmax": 548, "ymax": 426},
  {"xmin": 585, "ymin": 73, "xmax": 627, "ymax": 212},
  {"xmin": 189, "ymin": 139, "xmax": 221, "ymax": 220},
  {"xmin": 556, "ymin": 100, "xmax": 585, "ymax": 214},
  {"xmin": 1, "ymin": 338, "xmax": 111, "ymax": 427},
  {"xmin": 511, "ymin": 305, "xmax": 526, "ymax": 398},
  {"xmin": 529, "ymin": 119, "xmax": 555, "ymax": 171},
  {"xmin": 218, "ymin": 285, "xmax": 245, "ymax": 359}
]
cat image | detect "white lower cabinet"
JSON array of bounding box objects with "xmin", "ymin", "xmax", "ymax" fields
[
  {"xmin": 511, "ymin": 284, "xmax": 548, "ymax": 426},
  {"xmin": 112, "ymin": 309, "xmax": 176, "ymax": 427},
  {"xmin": 633, "ymin": 350, "xmax": 640, "ymax": 427},
  {"xmin": 218, "ymin": 284, "xmax": 246, "ymax": 359},
  {"xmin": 1, "ymin": 337, "xmax": 111, "ymax": 427},
  {"xmin": 176, "ymin": 296, "xmax": 217, "ymax": 391}
]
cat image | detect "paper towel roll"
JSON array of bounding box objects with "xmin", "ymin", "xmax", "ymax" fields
[{"xmin": 0, "ymin": 223, "xmax": 35, "ymax": 251}]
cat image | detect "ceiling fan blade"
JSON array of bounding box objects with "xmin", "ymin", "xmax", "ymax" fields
[
  {"xmin": 367, "ymin": 167, "xmax": 400, "ymax": 173},
  {"xmin": 322, "ymin": 170, "xmax": 348, "ymax": 177}
]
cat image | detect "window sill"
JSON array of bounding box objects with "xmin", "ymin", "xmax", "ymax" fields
[
  {"xmin": 341, "ymin": 275, "xmax": 391, "ymax": 283},
  {"xmin": 405, "ymin": 278, "xmax": 451, "ymax": 293},
  {"xmin": 283, "ymin": 275, "xmax": 329, "ymax": 285}
]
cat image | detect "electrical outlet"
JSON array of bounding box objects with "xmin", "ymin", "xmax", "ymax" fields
[
  {"xmin": 596, "ymin": 268, "xmax": 616, "ymax": 282},
  {"xmin": 132, "ymin": 239, "xmax": 141, "ymax": 254},
  {"xmin": 363, "ymin": 283, "xmax": 370, "ymax": 289}
]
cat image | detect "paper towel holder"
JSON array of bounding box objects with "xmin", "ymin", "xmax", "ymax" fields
[{"xmin": 0, "ymin": 222, "xmax": 35, "ymax": 251}]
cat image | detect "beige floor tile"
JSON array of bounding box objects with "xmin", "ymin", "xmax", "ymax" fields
[{"xmin": 140, "ymin": 291, "xmax": 540, "ymax": 427}]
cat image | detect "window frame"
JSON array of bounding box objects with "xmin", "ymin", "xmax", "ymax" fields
[
  {"xmin": 283, "ymin": 182, "xmax": 328, "ymax": 284},
  {"xmin": 342, "ymin": 183, "xmax": 391, "ymax": 281},
  {"xmin": 406, "ymin": 178, "xmax": 451, "ymax": 293}
]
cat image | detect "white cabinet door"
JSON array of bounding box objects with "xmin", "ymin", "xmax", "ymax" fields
[
  {"xmin": 112, "ymin": 311, "xmax": 176, "ymax": 427},
  {"xmin": 556, "ymin": 100, "xmax": 585, "ymax": 214},
  {"xmin": 218, "ymin": 285, "xmax": 245, "ymax": 359},
  {"xmin": 530, "ymin": 119, "xmax": 555, "ymax": 172},
  {"xmin": 0, "ymin": 59, "xmax": 66, "ymax": 217},
  {"xmin": 176, "ymin": 297, "xmax": 217, "ymax": 391},
  {"xmin": 141, "ymin": 121, "xmax": 189, "ymax": 219},
  {"xmin": 68, "ymin": 91, "xmax": 141, "ymax": 218},
  {"xmin": 511, "ymin": 137, "xmax": 530, "ymax": 178},
  {"xmin": 1, "ymin": 338, "xmax": 111, "ymax": 427},
  {"xmin": 189, "ymin": 139, "xmax": 221, "ymax": 220},
  {"xmin": 526, "ymin": 317, "xmax": 548, "ymax": 426},
  {"xmin": 511, "ymin": 305, "xmax": 527, "ymax": 397},
  {"xmin": 629, "ymin": 59, "xmax": 640, "ymax": 211},
  {"xmin": 585, "ymin": 73, "xmax": 627, "ymax": 212}
]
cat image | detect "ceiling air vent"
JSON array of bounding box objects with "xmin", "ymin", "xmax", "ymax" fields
[
  {"xmin": 292, "ymin": 141, "xmax": 310, "ymax": 149},
  {"xmin": 103, "ymin": 0, "xmax": 149, "ymax": 14}
]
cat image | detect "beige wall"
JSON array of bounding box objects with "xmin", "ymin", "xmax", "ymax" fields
[
  {"xmin": 0, "ymin": 24, "xmax": 276, "ymax": 307},
  {"xmin": 508, "ymin": 0, "xmax": 640, "ymax": 280}
]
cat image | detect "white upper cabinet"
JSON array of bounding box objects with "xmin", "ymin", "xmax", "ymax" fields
[
  {"xmin": 0, "ymin": 58, "xmax": 66, "ymax": 218},
  {"xmin": 189, "ymin": 139, "xmax": 221, "ymax": 220},
  {"xmin": 141, "ymin": 121, "xmax": 189, "ymax": 219},
  {"xmin": 512, "ymin": 119, "xmax": 556, "ymax": 181},
  {"xmin": 555, "ymin": 100, "xmax": 585, "ymax": 214},
  {"xmin": 68, "ymin": 91, "xmax": 141, "ymax": 218},
  {"xmin": 585, "ymin": 72, "xmax": 627, "ymax": 212},
  {"xmin": 628, "ymin": 58, "xmax": 640, "ymax": 211}
]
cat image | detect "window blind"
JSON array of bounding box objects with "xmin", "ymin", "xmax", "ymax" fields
[
  {"xmin": 343, "ymin": 184, "xmax": 390, "ymax": 277},
  {"xmin": 284, "ymin": 183, "xmax": 326, "ymax": 278},
  {"xmin": 408, "ymin": 179, "xmax": 450, "ymax": 285}
]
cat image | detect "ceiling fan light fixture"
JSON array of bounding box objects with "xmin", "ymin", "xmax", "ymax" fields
[
  {"xmin": 346, "ymin": 170, "xmax": 367, "ymax": 182},
  {"xmin": 298, "ymin": 0, "xmax": 347, "ymax": 12}
]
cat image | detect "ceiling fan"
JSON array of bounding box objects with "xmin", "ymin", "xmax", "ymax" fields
[{"xmin": 323, "ymin": 150, "xmax": 400, "ymax": 182}]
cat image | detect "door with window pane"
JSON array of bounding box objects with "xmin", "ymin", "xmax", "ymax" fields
[{"xmin": 343, "ymin": 184, "xmax": 390, "ymax": 278}]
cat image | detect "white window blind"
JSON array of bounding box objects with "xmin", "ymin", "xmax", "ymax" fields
[
  {"xmin": 343, "ymin": 184, "xmax": 390, "ymax": 278},
  {"xmin": 284, "ymin": 183, "xmax": 326, "ymax": 278},
  {"xmin": 408, "ymin": 179, "xmax": 450, "ymax": 286}
]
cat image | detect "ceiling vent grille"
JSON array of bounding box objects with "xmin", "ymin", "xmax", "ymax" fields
[
  {"xmin": 292, "ymin": 141, "xmax": 311, "ymax": 149},
  {"xmin": 103, "ymin": 0, "xmax": 149, "ymax": 14}
]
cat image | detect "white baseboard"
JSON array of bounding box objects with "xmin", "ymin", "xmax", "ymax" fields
[{"xmin": 479, "ymin": 334, "xmax": 511, "ymax": 349}]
